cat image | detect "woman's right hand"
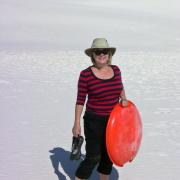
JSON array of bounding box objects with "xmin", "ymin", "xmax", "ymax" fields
[{"xmin": 72, "ymin": 123, "xmax": 81, "ymax": 137}]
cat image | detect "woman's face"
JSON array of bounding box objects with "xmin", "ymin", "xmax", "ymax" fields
[{"xmin": 93, "ymin": 49, "xmax": 109, "ymax": 65}]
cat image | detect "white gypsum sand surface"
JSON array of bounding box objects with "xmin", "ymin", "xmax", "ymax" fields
[{"xmin": 0, "ymin": 50, "xmax": 180, "ymax": 180}]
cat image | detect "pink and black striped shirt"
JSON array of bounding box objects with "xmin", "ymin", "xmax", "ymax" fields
[{"xmin": 76, "ymin": 65, "xmax": 124, "ymax": 116}]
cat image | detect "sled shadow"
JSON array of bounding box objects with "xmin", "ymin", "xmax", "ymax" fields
[{"xmin": 49, "ymin": 147, "xmax": 119, "ymax": 180}]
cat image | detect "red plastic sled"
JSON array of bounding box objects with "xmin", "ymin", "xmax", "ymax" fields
[{"xmin": 106, "ymin": 100, "xmax": 142, "ymax": 167}]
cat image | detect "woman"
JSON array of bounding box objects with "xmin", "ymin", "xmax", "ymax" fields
[{"xmin": 72, "ymin": 38, "xmax": 128, "ymax": 180}]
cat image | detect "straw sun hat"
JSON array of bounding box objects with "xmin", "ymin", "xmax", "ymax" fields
[{"xmin": 85, "ymin": 38, "xmax": 116, "ymax": 57}]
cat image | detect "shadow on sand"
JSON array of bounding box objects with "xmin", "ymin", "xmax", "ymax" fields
[{"xmin": 49, "ymin": 147, "xmax": 119, "ymax": 180}]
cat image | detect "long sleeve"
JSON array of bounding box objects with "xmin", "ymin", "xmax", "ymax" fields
[
  {"xmin": 76, "ymin": 71, "xmax": 88, "ymax": 106},
  {"xmin": 114, "ymin": 65, "xmax": 124, "ymax": 91}
]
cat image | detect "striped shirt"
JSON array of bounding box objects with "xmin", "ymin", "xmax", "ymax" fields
[{"xmin": 76, "ymin": 65, "xmax": 124, "ymax": 116}]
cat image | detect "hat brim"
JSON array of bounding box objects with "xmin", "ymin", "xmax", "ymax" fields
[{"xmin": 85, "ymin": 47, "xmax": 116, "ymax": 57}]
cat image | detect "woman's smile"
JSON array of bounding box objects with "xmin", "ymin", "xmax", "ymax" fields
[{"xmin": 96, "ymin": 54, "xmax": 109, "ymax": 63}]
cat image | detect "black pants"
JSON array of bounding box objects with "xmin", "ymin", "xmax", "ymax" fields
[{"xmin": 75, "ymin": 111, "xmax": 113, "ymax": 179}]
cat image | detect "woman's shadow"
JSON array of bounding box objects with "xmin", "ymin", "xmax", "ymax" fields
[{"xmin": 49, "ymin": 147, "xmax": 119, "ymax": 180}]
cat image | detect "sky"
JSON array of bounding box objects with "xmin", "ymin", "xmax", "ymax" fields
[{"xmin": 0, "ymin": 0, "xmax": 180, "ymax": 51}]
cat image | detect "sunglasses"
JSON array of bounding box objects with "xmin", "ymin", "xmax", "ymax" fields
[{"xmin": 93, "ymin": 49, "xmax": 109, "ymax": 56}]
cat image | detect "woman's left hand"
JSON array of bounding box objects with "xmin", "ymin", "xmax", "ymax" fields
[{"xmin": 121, "ymin": 99, "xmax": 128, "ymax": 107}]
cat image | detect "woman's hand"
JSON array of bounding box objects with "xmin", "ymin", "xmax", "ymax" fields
[
  {"xmin": 121, "ymin": 99, "xmax": 128, "ymax": 107},
  {"xmin": 72, "ymin": 123, "xmax": 81, "ymax": 137}
]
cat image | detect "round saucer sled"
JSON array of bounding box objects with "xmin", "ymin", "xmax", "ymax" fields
[{"xmin": 106, "ymin": 100, "xmax": 142, "ymax": 166}]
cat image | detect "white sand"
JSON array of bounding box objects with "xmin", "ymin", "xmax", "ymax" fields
[
  {"xmin": 0, "ymin": 50, "xmax": 180, "ymax": 179},
  {"xmin": 1, "ymin": 0, "xmax": 180, "ymax": 179}
]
